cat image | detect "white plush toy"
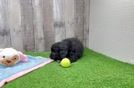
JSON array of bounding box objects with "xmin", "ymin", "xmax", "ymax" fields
[{"xmin": 0, "ymin": 48, "xmax": 28, "ymax": 66}]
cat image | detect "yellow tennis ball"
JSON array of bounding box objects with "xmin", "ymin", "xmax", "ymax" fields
[{"xmin": 60, "ymin": 58, "xmax": 71, "ymax": 67}]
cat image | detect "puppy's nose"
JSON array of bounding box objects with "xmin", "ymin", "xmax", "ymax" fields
[
  {"xmin": 6, "ymin": 60, "xmax": 11, "ymax": 63},
  {"xmin": 50, "ymin": 54, "xmax": 55, "ymax": 59}
]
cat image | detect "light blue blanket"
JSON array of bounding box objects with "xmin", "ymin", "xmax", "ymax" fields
[{"xmin": 0, "ymin": 55, "xmax": 52, "ymax": 86}]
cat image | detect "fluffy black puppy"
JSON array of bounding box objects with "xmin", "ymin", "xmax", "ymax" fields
[{"xmin": 50, "ymin": 38, "xmax": 84, "ymax": 62}]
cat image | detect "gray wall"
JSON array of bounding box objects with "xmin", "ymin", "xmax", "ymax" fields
[
  {"xmin": 89, "ymin": 0, "xmax": 134, "ymax": 64},
  {"xmin": 0, "ymin": 0, "xmax": 89, "ymax": 51}
]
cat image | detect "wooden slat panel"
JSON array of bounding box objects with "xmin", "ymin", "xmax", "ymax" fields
[
  {"xmin": 84, "ymin": 0, "xmax": 90, "ymax": 47},
  {"xmin": 42, "ymin": 0, "xmax": 54, "ymax": 51},
  {"xmin": 0, "ymin": 0, "xmax": 11, "ymax": 48},
  {"xmin": 20, "ymin": 0, "xmax": 35, "ymax": 51},
  {"xmin": 8, "ymin": 0, "xmax": 24, "ymax": 51},
  {"xmin": 64, "ymin": 0, "xmax": 75, "ymax": 38},
  {"xmin": 0, "ymin": 0, "xmax": 86, "ymax": 51},
  {"xmin": 53, "ymin": 0, "xmax": 66, "ymax": 42},
  {"xmin": 32, "ymin": 0, "xmax": 45, "ymax": 51},
  {"xmin": 74, "ymin": 0, "xmax": 84, "ymax": 43}
]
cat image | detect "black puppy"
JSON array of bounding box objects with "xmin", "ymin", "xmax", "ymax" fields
[{"xmin": 50, "ymin": 38, "xmax": 84, "ymax": 62}]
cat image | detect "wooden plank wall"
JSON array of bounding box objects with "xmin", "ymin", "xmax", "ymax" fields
[
  {"xmin": 0, "ymin": 0, "xmax": 11, "ymax": 48},
  {"xmin": 0, "ymin": 0, "xmax": 89, "ymax": 51},
  {"xmin": 84, "ymin": 0, "xmax": 90, "ymax": 47}
]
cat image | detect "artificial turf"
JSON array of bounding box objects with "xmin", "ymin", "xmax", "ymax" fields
[{"xmin": 4, "ymin": 48, "xmax": 134, "ymax": 88}]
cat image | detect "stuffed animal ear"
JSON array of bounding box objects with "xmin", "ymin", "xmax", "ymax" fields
[{"xmin": 18, "ymin": 52, "xmax": 28, "ymax": 62}]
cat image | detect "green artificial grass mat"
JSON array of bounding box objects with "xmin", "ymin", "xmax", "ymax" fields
[{"xmin": 4, "ymin": 48, "xmax": 134, "ymax": 88}]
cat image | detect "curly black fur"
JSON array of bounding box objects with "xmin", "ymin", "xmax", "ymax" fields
[{"xmin": 50, "ymin": 38, "xmax": 84, "ymax": 62}]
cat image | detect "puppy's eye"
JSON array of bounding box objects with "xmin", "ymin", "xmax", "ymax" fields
[{"xmin": 3, "ymin": 56, "xmax": 5, "ymax": 58}]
